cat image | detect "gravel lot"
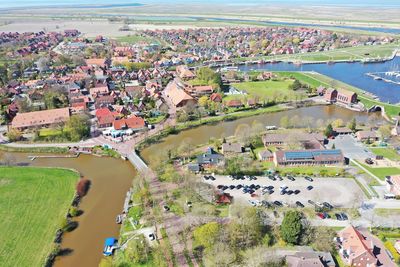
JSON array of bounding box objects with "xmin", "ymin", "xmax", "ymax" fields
[{"xmin": 204, "ymin": 174, "xmax": 365, "ymax": 208}]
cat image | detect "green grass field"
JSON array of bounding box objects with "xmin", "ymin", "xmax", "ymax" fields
[
  {"xmin": 225, "ymin": 79, "xmax": 306, "ymax": 102},
  {"xmin": 370, "ymin": 148, "xmax": 400, "ymax": 161},
  {"xmin": 116, "ymin": 34, "xmax": 161, "ymax": 45},
  {"xmin": 0, "ymin": 166, "xmax": 78, "ymax": 267},
  {"xmin": 357, "ymin": 161, "xmax": 400, "ymax": 180}
]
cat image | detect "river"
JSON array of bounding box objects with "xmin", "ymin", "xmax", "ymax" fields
[
  {"xmin": 0, "ymin": 105, "xmax": 370, "ymax": 266},
  {"xmin": 141, "ymin": 105, "xmax": 371, "ymax": 165},
  {"xmin": 238, "ymin": 56, "xmax": 400, "ymax": 104},
  {"xmin": 0, "ymin": 153, "xmax": 136, "ymax": 267}
]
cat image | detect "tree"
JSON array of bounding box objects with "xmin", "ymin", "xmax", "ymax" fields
[
  {"xmin": 228, "ymin": 207, "xmax": 263, "ymax": 249},
  {"xmin": 235, "ymin": 124, "xmax": 251, "ymax": 145},
  {"xmin": 348, "ymin": 118, "xmax": 357, "ymax": 132},
  {"xmin": 193, "ymin": 222, "xmax": 221, "ymax": 250},
  {"xmin": 203, "ymin": 241, "xmax": 236, "ymax": 267},
  {"xmin": 378, "ymin": 124, "xmax": 392, "ymax": 140},
  {"xmin": 332, "ymin": 119, "xmax": 344, "ymax": 128},
  {"xmin": 324, "ymin": 123, "xmax": 334, "ymax": 138},
  {"xmin": 280, "ymin": 115, "xmax": 290, "ymax": 129},
  {"xmin": 198, "ymin": 95, "xmax": 209, "ymax": 108},
  {"xmin": 289, "ymin": 79, "xmax": 302, "ymax": 91},
  {"xmin": 280, "ymin": 210, "xmax": 303, "ymax": 245},
  {"xmin": 63, "ymin": 114, "xmax": 90, "ymax": 141},
  {"xmin": 125, "ymin": 234, "xmax": 150, "ymax": 264},
  {"xmin": 7, "ymin": 129, "xmax": 22, "ymax": 142},
  {"xmin": 36, "ymin": 57, "xmax": 50, "ymax": 73},
  {"xmin": 312, "ymin": 227, "xmax": 337, "ymax": 253}
]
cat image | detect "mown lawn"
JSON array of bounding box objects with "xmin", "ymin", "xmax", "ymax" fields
[
  {"xmin": 370, "ymin": 148, "xmax": 400, "ymax": 161},
  {"xmin": 358, "ymin": 161, "xmax": 400, "ymax": 180},
  {"xmin": 116, "ymin": 34, "xmax": 160, "ymax": 45},
  {"xmin": 0, "ymin": 166, "xmax": 78, "ymax": 267},
  {"xmin": 226, "ymin": 79, "xmax": 306, "ymax": 102}
]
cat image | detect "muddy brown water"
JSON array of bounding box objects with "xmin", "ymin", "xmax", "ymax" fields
[
  {"xmin": 1, "ymin": 105, "xmax": 370, "ymax": 267},
  {"xmin": 1, "ymin": 153, "xmax": 136, "ymax": 267},
  {"xmin": 141, "ymin": 105, "xmax": 371, "ymax": 165}
]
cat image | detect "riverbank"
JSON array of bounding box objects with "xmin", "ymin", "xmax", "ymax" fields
[
  {"xmin": 0, "ymin": 166, "xmax": 79, "ymax": 267},
  {"xmin": 135, "ymin": 104, "xmax": 288, "ymax": 151}
]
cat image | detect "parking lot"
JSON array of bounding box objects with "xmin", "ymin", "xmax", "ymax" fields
[
  {"xmin": 330, "ymin": 135, "xmax": 374, "ymax": 160},
  {"xmin": 203, "ymin": 174, "xmax": 365, "ymax": 208}
]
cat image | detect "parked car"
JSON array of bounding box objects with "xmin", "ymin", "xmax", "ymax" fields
[
  {"xmin": 295, "ymin": 201, "xmax": 304, "ymax": 208},
  {"xmin": 305, "ymin": 176, "xmax": 314, "ymax": 182},
  {"xmin": 307, "ymin": 185, "xmax": 313, "ymax": 191},
  {"xmin": 335, "ymin": 213, "xmax": 347, "ymax": 221},
  {"xmin": 365, "ymin": 158, "xmax": 374, "ymax": 165},
  {"xmin": 323, "ymin": 202, "xmax": 334, "ymax": 209},
  {"xmin": 294, "ymin": 189, "xmax": 300, "ymax": 195},
  {"xmin": 287, "ymin": 175, "xmax": 295, "ymax": 181},
  {"xmin": 316, "ymin": 212, "xmax": 326, "ymax": 219},
  {"xmin": 308, "ymin": 200, "xmax": 315, "ymax": 205},
  {"xmin": 273, "ymin": 200, "xmax": 282, "ymax": 207}
]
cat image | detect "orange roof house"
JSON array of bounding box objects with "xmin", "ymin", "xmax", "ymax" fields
[
  {"xmin": 337, "ymin": 225, "xmax": 378, "ymax": 267},
  {"xmin": 113, "ymin": 116, "xmax": 145, "ymax": 131},
  {"xmin": 85, "ymin": 58, "xmax": 106, "ymax": 68},
  {"xmin": 176, "ymin": 65, "xmax": 196, "ymax": 80},
  {"xmin": 12, "ymin": 107, "xmax": 70, "ymax": 130},
  {"xmin": 165, "ymin": 79, "xmax": 196, "ymax": 108},
  {"xmin": 210, "ymin": 93, "xmax": 222, "ymax": 102}
]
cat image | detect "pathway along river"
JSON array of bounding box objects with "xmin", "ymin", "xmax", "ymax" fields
[{"xmin": 1, "ymin": 105, "xmax": 371, "ymax": 267}]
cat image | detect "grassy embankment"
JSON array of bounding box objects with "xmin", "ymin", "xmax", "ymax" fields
[
  {"xmin": 276, "ymin": 71, "xmax": 400, "ymax": 119},
  {"xmin": 0, "ymin": 166, "xmax": 78, "ymax": 267},
  {"xmin": 235, "ymin": 43, "xmax": 399, "ymax": 63},
  {"xmin": 0, "ymin": 144, "xmax": 69, "ymax": 154}
]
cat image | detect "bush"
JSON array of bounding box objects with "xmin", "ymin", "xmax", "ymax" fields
[
  {"xmin": 76, "ymin": 179, "xmax": 91, "ymax": 197},
  {"xmin": 69, "ymin": 206, "xmax": 80, "ymax": 217}
]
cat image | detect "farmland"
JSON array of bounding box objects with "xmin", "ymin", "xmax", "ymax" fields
[{"xmin": 0, "ymin": 166, "xmax": 78, "ymax": 267}]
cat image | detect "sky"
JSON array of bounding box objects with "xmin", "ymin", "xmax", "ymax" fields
[{"xmin": 0, "ymin": 0, "xmax": 399, "ymax": 9}]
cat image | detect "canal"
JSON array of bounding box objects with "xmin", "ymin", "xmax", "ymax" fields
[
  {"xmin": 141, "ymin": 105, "xmax": 371, "ymax": 165},
  {"xmin": 0, "ymin": 153, "xmax": 136, "ymax": 267}
]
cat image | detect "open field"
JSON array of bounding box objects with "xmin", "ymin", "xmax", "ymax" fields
[
  {"xmin": 225, "ymin": 80, "xmax": 306, "ymax": 102},
  {"xmin": 0, "ymin": 166, "xmax": 78, "ymax": 267},
  {"xmin": 237, "ymin": 43, "xmax": 399, "ymax": 63},
  {"xmin": 371, "ymin": 148, "xmax": 400, "ymax": 161},
  {"xmin": 357, "ymin": 161, "xmax": 400, "ymax": 180},
  {"xmin": 115, "ymin": 34, "xmax": 161, "ymax": 45}
]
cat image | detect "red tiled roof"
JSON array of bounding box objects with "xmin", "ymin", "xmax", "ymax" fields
[{"xmin": 113, "ymin": 116, "xmax": 145, "ymax": 130}]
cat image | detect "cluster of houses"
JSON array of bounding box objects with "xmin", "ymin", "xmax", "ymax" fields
[
  {"xmin": 143, "ymin": 27, "xmax": 394, "ymax": 61},
  {"xmin": 0, "ymin": 30, "xmax": 174, "ymax": 137},
  {"xmin": 0, "ymin": 30, "xmax": 70, "ymax": 58}
]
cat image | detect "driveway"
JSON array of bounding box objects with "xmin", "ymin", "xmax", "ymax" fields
[{"xmin": 330, "ymin": 135, "xmax": 374, "ymax": 161}]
